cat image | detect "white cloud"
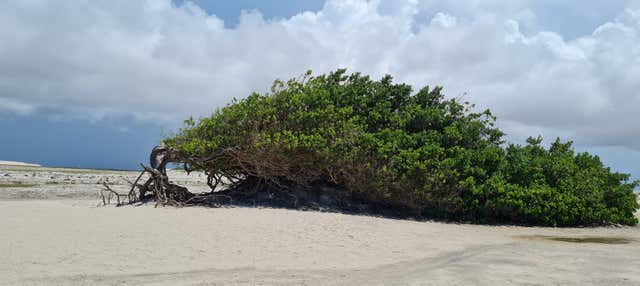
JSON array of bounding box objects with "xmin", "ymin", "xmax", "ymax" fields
[
  {"xmin": 0, "ymin": 98, "xmax": 35, "ymax": 115},
  {"xmin": 430, "ymin": 12, "xmax": 456, "ymax": 28},
  {"xmin": 0, "ymin": 0, "xmax": 639, "ymax": 153}
]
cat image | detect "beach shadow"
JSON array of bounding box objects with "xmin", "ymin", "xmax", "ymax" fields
[{"xmin": 515, "ymin": 235, "xmax": 635, "ymax": 244}]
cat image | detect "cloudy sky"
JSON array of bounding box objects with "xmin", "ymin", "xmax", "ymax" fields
[{"xmin": 0, "ymin": 0, "xmax": 639, "ymax": 179}]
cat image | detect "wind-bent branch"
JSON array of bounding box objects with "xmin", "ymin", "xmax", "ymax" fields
[{"xmin": 100, "ymin": 144, "xmax": 354, "ymax": 210}]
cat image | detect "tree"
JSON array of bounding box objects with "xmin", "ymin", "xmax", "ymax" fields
[{"xmin": 125, "ymin": 70, "xmax": 638, "ymax": 226}]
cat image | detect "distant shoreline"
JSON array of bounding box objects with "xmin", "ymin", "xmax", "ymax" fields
[
  {"xmin": 0, "ymin": 161, "xmax": 137, "ymax": 172},
  {"xmin": 0, "ymin": 160, "xmax": 41, "ymax": 167},
  {"xmin": 42, "ymin": 165, "xmax": 138, "ymax": 172}
]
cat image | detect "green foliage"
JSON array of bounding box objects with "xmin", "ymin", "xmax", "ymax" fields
[
  {"xmin": 468, "ymin": 138, "xmax": 638, "ymax": 226},
  {"xmin": 164, "ymin": 70, "xmax": 638, "ymax": 226}
]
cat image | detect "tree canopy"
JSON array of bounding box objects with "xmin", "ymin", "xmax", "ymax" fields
[{"xmin": 164, "ymin": 70, "xmax": 638, "ymax": 226}]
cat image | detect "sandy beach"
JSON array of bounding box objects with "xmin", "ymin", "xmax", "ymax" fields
[{"xmin": 1, "ymin": 164, "xmax": 639, "ymax": 285}]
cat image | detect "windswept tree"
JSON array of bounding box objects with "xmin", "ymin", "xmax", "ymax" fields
[{"xmin": 127, "ymin": 70, "xmax": 637, "ymax": 226}]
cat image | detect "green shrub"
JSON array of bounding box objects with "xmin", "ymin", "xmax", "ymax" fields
[{"xmin": 164, "ymin": 70, "xmax": 638, "ymax": 226}]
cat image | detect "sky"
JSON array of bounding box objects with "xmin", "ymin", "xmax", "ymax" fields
[{"xmin": 0, "ymin": 1, "xmax": 639, "ymax": 181}]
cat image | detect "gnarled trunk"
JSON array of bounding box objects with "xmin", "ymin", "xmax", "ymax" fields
[{"xmin": 101, "ymin": 145, "xmax": 375, "ymax": 215}]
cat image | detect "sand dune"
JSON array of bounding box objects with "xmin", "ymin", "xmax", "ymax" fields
[{"xmin": 0, "ymin": 165, "xmax": 639, "ymax": 285}]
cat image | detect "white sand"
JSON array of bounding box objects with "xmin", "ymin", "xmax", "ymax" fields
[
  {"xmin": 0, "ymin": 165, "xmax": 639, "ymax": 285},
  {"xmin": 0, "ymin": 160, "xmax": 40, "ymax": 167},
  {"xmin": 1, "ymin": 200, "xmax": 639, "ymax": 285}
]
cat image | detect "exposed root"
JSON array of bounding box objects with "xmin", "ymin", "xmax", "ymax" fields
[
  {"xmin": 99, "ymin": 182, "xmax": 134, "ymax": 206},
  {"xmin": 100, "ymin": 145, "xmax": 387, "ymax": 216}
]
